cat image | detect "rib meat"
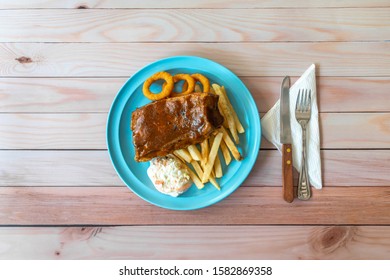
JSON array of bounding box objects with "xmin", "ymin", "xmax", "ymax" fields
[{"xmin": 131, "ymin": 92, "xmax": 224, "ymax": 162}]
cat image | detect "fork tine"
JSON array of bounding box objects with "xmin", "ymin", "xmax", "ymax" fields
[
  {"xmin": 307, "ymin": 90, "xmax": 312, "ymax": 112},
  {"xmin": 296, "ymin": 90, "xmax": 301, "ymax": 111},
  {"xmin": 304, "ymin": 89, "xmax": 309, "ymax": 111},
  {"xmin": 295, "ymin": 89, "xmax": 313, "ymax": 113}
]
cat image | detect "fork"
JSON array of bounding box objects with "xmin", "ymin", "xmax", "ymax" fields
[{"xmin": 295, "ymin": 89, "xmax": 312, "ymax": 200}]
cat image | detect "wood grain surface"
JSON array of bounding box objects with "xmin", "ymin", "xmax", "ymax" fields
[
  {"xmin": 2, "ymin": 0, "xmax": 390, "ymax": 9},
  {"xmin": 2, "ymin": 9, "xmax": 389, "ymax": 42},
  {"xmin": 1, "ymin": 226, "xmax": 389, "ymax": 260},
  {"xmin": 1, "ymin": 150, "xmax": 389, "ymax": 187},
  {"xmin": 1, "ymin": 113, "xmax": 389, "ymax": 149},
  {"xmin": 1, "ymin": 1, "xmax": 389, "ymax": 260},
  {"xmin": 1, "ymin": 42, "xmax": 389, "ymax": 77},
  {"xmin": 0, "ymin": 186, "xmax": 389, "ymax": 225},
  {"xmin": 2, "ymin": 77, "xmax": 390, "ymax": 113}
]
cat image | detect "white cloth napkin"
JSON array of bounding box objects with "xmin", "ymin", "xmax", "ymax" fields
[{"xmin": 261, "ymin": 64, "xmax": 322, "ymax": 189}]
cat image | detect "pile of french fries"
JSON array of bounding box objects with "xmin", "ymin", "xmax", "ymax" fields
[{"xmin": 173, "ymin": 83, "xmax": 245, "ymax": 190}]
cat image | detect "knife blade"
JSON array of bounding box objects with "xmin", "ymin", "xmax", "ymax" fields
[{"xmin": 280, "ymin": 76, "xmax": 294, "ymax": 203}]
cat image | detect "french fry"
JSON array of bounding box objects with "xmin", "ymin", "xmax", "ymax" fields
[
  {"xmin": 214, "ymin": 152, "xmax": 223, "ymax": 178},
  {"xmin": 187, "ymin": 167, "xmax": 204, "ymax": 189},
  {"xmin": 173, "ymin": 153, "xmax": 186, "ymax": 163},
  {"xmin": 208, "ymin": 135, "xmax": 223, "ymax": 179},
  {"xmin": 173, "ymin": 149, "xmax": 192, "ymax": 163},
  {"xmin": 188, "ymin": 145, "xmax": 202, "ymax": 161},
  {"xmin": 200, "ymin": 139, "xmax": 209, "ymax": 166},
  {"xmin": 221, "ymin": 86, "xmax": 245, "ymax": 134},
  {"xmin": 202, "ymin": 132, "xmax": 223, "ymax": 183},
  {"xmin": 215, "ymin": 93, "xmax": 229, "ymax": 128},
  {"xmin": 221, "ymin": 127, "xmax": 242, "ymax": 161},
  {"xmin": 207, "ymin": 136, "xmax": 214, "ymax": 177},
  {"xmin": 212, "ymin": 86, "xmax": 229, "ymax": 128},
  {"xmin": 220, "ymin": 139, "xmax": 232, "ymax": 165},
  {"xmin": 191, "ymin": 160, "xmax": 204, "ymax": 180},
  {"xmin": 209, "ymin": 175, "xmax": 221, "ymax": 190},
  {"xmin": 212, "ymin": 84, "xmax": 239, "ymax": 144},
  {"xmin": 208, "ymin": 134, "xmax": 214, "ymax": 149},
  {"xmin": 194, "ymin": 83, "xmax": 202, "ymax": 93}
]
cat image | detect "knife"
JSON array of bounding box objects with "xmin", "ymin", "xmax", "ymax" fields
[{"xmin": 280, "ymin": 76, "xmax": 294, "ymax": 203}]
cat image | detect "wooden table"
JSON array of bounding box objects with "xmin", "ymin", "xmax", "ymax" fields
[{"xmin": 1, "ymin": 1, "xmax": 389, "ymax": 260}]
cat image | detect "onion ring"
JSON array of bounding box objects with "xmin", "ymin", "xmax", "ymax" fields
[
  {"xmin": 171, "ymin": 74, "xmax": 196, "ymax": 97},
  {"xmin": 191, "ymin": 73, "xmax": 210, "ymax": 93},
  {"xmin": 182, "ymin": 73, "xmax": 210, "ymax": 93},
  {"xmin": 142, "ymin": 71, "xmax": 174, "ymax": 101}
]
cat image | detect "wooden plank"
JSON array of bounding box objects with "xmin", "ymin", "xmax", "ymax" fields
[
  {"xmin": 1, "ymin": 42, "xmax": 389, "ymax": 77},
  {"xmin": 0, "ymin": 113, "xmax": 106, "ymax": 149},
  {"xmin": 1, "ymin": 150, "xmax": 388, "ymax": 187},
  {"xmin": 0, "ymin": 226, "xmax": 389, "ymax": 259},
  {"xmin": 320, "ymin": 113, "xmax": 390, "ymax": 149},
  {"xmin": 0, "ymin": 78, "xmax": 121, "ymax": 113},
  {"xmin": 242, "ymin": 77, "xmax": 390, "ymax": 113},
  {"xmin": 0, "ymin": 150, "xmax": 390, "ymax": 187},
  {"xmin": 245, "ymin": 150, "xmax": 390, "ymax": 187},
  {"xmin": 0, "ymin": 113, "xmax": 389, "ymax": 149},
  {"xmin": 0, "ymin": 151, "xmax": 123, "ymax": 187},
  {"xmin": 0, "ymin": 186, "xmax": 389, "ymax": 225},
  {"xmin": 1, "ymin": 0, "xmax": 389, "ymax": 9},
  {"xmin": 1, "ymin": 77, "xmax": 389, "ymax": 113},
  {"xmin": 1, "ymin": 9, "xmax": 390, "ymax": 42}
]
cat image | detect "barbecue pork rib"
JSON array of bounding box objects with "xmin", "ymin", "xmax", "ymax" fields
[{"xmin": 131, "ymin": 92, "xmax": 224, "ymax": 162}]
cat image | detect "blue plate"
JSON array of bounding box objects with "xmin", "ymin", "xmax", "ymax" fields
[{"xmin": 107, "ymin": 56, "xmax": 261, "ymax": 210}]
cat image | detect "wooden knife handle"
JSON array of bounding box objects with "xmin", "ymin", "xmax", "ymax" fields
[{"xmin": 282, "ymin": 143, "xmax": 294, "ymax": 203}]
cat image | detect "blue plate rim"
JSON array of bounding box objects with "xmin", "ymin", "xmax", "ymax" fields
[{"xmin": 106, "ymin": 55, "xmax": 261, "ymax": 210}]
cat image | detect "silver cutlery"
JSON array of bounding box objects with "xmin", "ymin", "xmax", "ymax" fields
[{"xmin": 295, "ymin": 89, "xmax": 312, "ymax": 200}]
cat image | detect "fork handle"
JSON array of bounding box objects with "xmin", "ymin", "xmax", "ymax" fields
[
  {"xmin": 298, "ymin": 125, "xmax": 311, "ymax": 200},
  {"xmin": 282, "ymin": 144, "xmax": 294, "ymax": 203}
]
